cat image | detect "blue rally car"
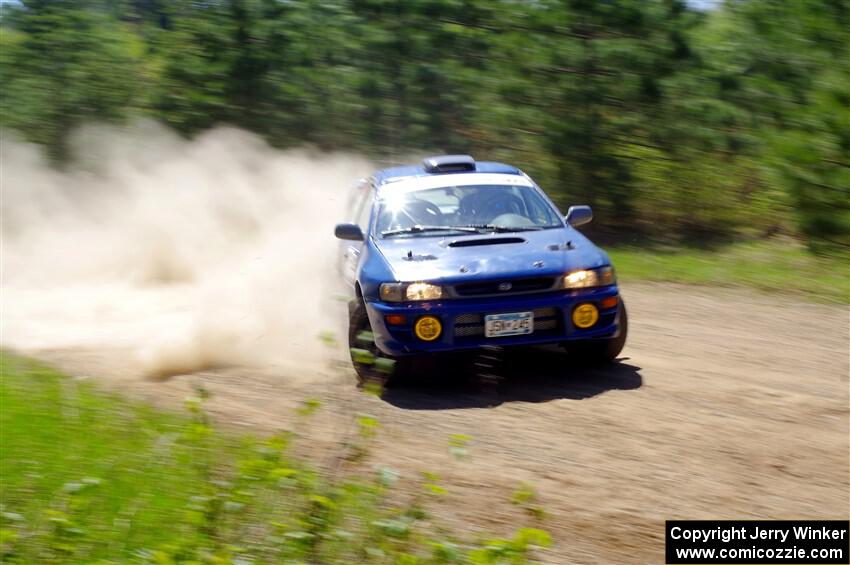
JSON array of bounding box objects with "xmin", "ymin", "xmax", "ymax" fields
[{"xmin": 335, "ymin": 155, "xmax": 627, "ymax": 382}]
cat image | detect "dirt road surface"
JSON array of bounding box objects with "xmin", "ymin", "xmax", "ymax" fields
[{"xmin": 33, "ymin": 282, "xmax": 850, "ymax": 564}]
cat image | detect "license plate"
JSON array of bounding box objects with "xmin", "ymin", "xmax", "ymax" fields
[{"xmin": 485, "ymin": 311, "xmax": 534, "ymax": 337}]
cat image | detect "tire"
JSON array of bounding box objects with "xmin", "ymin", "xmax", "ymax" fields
[
  {"xmin": 565, "ymin": 301, "xmax": 628, "ymax": 365},
  {"xmin": 348, "ymin": 300, "xmax": 411, "ymax": 385}
]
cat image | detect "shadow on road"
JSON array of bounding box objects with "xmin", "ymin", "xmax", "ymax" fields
[{"xmin": 379, "ymin": 346, "xmax": 643, "ymax": 410}]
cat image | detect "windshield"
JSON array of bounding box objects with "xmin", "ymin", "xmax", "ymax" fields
[{"xmin": 377, "ymin": 184, "xmax": 563, "ymax": 238}]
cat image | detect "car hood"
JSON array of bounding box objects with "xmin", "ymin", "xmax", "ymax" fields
[{"xmin": 374, "ymin": 227, "xmax": 610, "ymax": 283}]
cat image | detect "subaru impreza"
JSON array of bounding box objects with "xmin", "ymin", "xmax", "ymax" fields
[{"xmin": 335, "ymin": 155, "xmax": 627, "ymax": 382}]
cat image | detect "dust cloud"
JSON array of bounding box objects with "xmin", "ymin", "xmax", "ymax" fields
[{"xmin": 1, "ymin": 122, "xmax": 372, "ymax": 378}]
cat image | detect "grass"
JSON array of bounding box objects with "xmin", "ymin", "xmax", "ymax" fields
[
  {"xmin": 608, "ymin": 240, "xmax": 849, "ymax": 303},
  {"xmin": 0, "ymin": 352, "xmax": 550, "ymax": 564}
]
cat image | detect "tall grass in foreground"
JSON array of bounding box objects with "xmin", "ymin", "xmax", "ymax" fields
[{"xmin": 0, "ymin": 353, "xmax": 549, "ymax": 564}]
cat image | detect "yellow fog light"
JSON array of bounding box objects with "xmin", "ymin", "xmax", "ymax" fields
[
  {"xmin": 572, "ymin": 303, "xmax": 599, "ymax": 329},
  {"xmin": 414, "ymin": 316, "xmax": 442, "ymax": 341}
]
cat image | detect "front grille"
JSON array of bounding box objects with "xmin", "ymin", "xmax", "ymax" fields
[
  {"xmin": 453, "ymin": 307, "xmax": 562, "ymax": 339},
  {"xmin": 453, "ymin": 277, "xmax": 556, "ymax": 297}
]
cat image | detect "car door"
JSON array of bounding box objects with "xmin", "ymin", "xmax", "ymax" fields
[{"xmin": 341, "ymin": 180, "xmax": 373, "ymax": 286}]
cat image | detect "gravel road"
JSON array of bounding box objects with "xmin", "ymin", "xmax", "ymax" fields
[{"xmin": 34, "ymin": 282, "xmax": 850, "ymax": 564}]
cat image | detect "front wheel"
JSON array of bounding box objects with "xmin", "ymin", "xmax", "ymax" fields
[
  {"xmin": 564, "ymin": 301, "xmax": 628, "ymax": 364},
  {"xmin": 348, "ymin": 300, "xmax": 411, "ymax": 385}
]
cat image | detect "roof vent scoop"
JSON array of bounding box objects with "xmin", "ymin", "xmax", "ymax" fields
[{"xmin": 423, "ymin": 155, "xmax": 476, "ymax": 173}]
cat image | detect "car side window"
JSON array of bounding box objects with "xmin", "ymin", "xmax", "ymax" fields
[
  {"xmin": 521, "ymin": 187, "xmax": 560, "ymax": 225},
  {"xmin": 354, "ymin": 183, "xmax": 374, "ymax": 230}
]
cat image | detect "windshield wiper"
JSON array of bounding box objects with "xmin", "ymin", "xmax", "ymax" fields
[
  {"xmin": 461, "ymin": 224, "xmax": 545, "ymax": 233},
  {"xmin": 381, "ymin": 224, "xmax": 545, "ymax": 237},
  {"xmin": 381, "ymin": 225, "xmax": 480, "ymax": 237}
]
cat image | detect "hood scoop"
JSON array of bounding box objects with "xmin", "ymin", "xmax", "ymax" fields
[{"xmin": 448, "ymin": 237, "xmax": 525, "ymax": 248}]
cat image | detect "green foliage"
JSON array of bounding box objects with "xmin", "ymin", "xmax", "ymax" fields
[
  {"xmin": 466, "ymin": 528, "xmax": 552, "ymax": 564},
  {"xmin": 1, "ymin": 0, "xmax": 847, "ymax": 248},
  {"xmin": 609, "ymin": 240, "xmax": 850, "ymax": 303},
  {"xmin": 0, "ymin": 352, "xmax": 551, "ymax": 563},
  {"xmin": 511, "ymin": 483, "xmax": 546, "ymax": 520},
  {"xmin": 0, "ymin": 2, "xmax": 143, "ymax": 159},
  {"xmin": 699, "ymin": 0, "xmax": 850, "ymax": 252},
  {"xmin": 317, "ymin": 330, "xmax": 337, "ymax": 348},
  {"xmin": 296, "ymin": 397, "xmax": 322, "ymax": 418},
  {"xmin": 448, "ymin": 434, "xmax": 471, "ymax": 460},
  {"xmin": 421, "ymin": 471, "xmax": 447, "ymax": 497}
]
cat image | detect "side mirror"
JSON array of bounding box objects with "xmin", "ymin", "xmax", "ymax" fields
[
  {"xmin": 334, "ymin": 223, "xmax": 364, "ymax": 241},
  {"xmin": 565, "ymin": 205, "xmax": 593, "ymax": 227}
]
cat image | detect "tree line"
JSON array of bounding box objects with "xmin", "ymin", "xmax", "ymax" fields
[{"xmin": 2, "ymin": 0, "xmax": 847, "ymax": 250}]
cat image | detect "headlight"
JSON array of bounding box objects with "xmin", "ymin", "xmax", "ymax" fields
[
  {"xmin": 562, "ymin": 266, "xmax": 616, "ymax": 289},
  {"xmin": 406, "ymin": 282, "xmax": 443, "ymax": 301},
  {"xmin": 379, "ymin": 282, "xmax": 443, "ymax": 302}
]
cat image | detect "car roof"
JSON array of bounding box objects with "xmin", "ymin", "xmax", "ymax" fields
[
  {"xmin": 375, "ymin": 172, "xmax": 534, "ymax": 199},
  {"xmin": 373, "ymin": 158, "xmax": 522, "ymax": 186}
]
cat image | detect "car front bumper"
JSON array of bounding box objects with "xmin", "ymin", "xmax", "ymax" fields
[{"xmin": 365, "ymin": 285, "xmax": 622, "ymax": 356}]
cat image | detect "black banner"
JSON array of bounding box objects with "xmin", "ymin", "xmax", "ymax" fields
[{"xmin": 666, "ymin": 520, "xmax": 849, "ymax": 564}]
